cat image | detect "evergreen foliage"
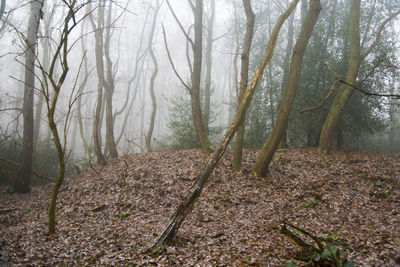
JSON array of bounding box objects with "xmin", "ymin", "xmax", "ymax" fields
[
  {"xmin": 163, "ymin": 90, "xmax": 222, "ymax": 150},
  {"xmin": 0, "ymin": 133, "xmax": 76, "ymax": 186}
]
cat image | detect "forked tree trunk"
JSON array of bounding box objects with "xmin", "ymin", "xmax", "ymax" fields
[
  {"xmin": 252, "ymin": 0, "xmax": 321, "ymax": 177},
  {"xmin": 89, "ymin": 1, "xmax": 106, "ymax": 165},
  {"xmin": 232, "ymin": 0, "xmax": 255, "ymax": 171},
  {"xmin": 47, "ymin": 1, "xmax": 80, "ymax": 234},
  {"xmin": 318, "ymin": 0, "xmax": 360, "ymax": 155},
  {"xmin": 149, "ymin": 0, "xmax": 299, "ymax": 250},
  {"xmin": 14, "ymin": 0, "xmax": 43, "ymax": 193},
  {"xmin": 103, "ymin": 0, "xmax": 118, "ymax": 158}
]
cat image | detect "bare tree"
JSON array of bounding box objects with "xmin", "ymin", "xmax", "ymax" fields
[
  {"xmin": 145, "ymin": 0, "xmax": 161, "ymax": 152},
  {"xmin": 252, "ymin": 0, "xmax": 321, "ymax": 177},
  {"xmin": 203, "ymin": 0, "xmax": 215, "ymax": 135},
  {"xmin": 13, "ymin": 0, "xmax": 43, "ymax": 193},
  {"xmin": 33, "ymin": 1, "xmax": 55, "ymax": 149},
  {"xmin": 165, "ymin": 0, "xmax": 211, "ymax": 152},
  {"xmin": 149, "ymin": 0, "xmax": 299, "ymax": 250},
  {"xmin": 89, "ymin": 0, "xmax": 107, "ymax": 165},
  {"xmin": 103, "ymin": 0, "xmax": 118, "ymax": 158},
  {"xmin": 232, "ymin": 0, "xmax": 255, "ymax": 171},
  {"xmin": 36, "ymin": 0, "xmax": 88, "ymax": 234}
]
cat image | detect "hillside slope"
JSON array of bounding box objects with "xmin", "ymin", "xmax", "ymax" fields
[{"xmin": 1, "ymin": 148, "xmax": 399, "ymax": 265}]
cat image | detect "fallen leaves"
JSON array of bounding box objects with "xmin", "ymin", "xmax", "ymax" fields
[{"xmin": 0, "ymin": 148, "xmax": 399, "ymax": 265}]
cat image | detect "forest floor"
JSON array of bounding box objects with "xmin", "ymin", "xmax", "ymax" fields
[{"xmin": 0, "ymin": 148, "xmax": 400, "ymax": 266}]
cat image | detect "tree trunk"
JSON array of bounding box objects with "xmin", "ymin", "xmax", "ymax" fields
[
  {"xmin": 145, "ymin": 0, "xmax": 160, "ymax": 152},
  {"xmin": 232, "ymin": 0, "xmax": 255, "ymax": 171},
  {"xmin": 46, "ymin": 1, "xmax": 80, "ymax": 234},
  {"xmin": 77, "ymin": 21, "xmax": 91, "ymax": 162},
  {"xmin": 47, "ymin": 93, "xmax": 66, "ymax": 234},
  {"xmin": 149, "ymin": 0, "xmax": 299, "ymax": 250},
  {"xmin": 0, "ymin": 0, "xmax": 5, "ymax": 21},
  {"xmin": 301, "ymin": 0, "xmax": 308, "ymax": 23},
  {"xmin": 278, "ymin": 9, "xmax": 295, "ymax": 149},
  {"xmin": 203, "ymin": 0, "xmax": 215, "ymax": 135},
  {"xmin": 90, "ymin": 1, "xmax": 106, "ymax": 165},
  {"xmin": 252, "ymin": 0, "xmax": 321, "ymax": 177},
  {"xmin": 103, "ymin": 0, "xmax": 118, "ymax": 158},
  {"xmin": 318, "ymin": 0, "xmax": 360, "ymax": 155},
  {"xmin": 14, "ymin": 0, "xmax": 43, "ymax": 193},
  {"xmin": 191, "ymin": 0, "xmax": 211, "ymax": 153}
]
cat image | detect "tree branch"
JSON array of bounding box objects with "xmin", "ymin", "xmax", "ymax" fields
[
  {"xmin": 165, "ymin": 0, "xmax": 194, "ymax": 47},
  {"xmin": 361, "ymin": 9, "xmax": 400, "ymax": 61},
  {"xmin": 161, "ymin": 25, "xmax": 191, "ymax": 92}
]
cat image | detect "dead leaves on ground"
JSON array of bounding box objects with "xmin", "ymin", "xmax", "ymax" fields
[{"xmin": 0, "ymin": 148, "xmax": 399, "ymax": 265}]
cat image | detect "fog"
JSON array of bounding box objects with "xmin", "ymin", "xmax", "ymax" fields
[{"xmin": 0, "ymin": 0, "xmax": 399, "ymax": 168}]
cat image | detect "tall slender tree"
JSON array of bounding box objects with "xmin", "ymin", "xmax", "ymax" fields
[
  {"xmin": 203, "ymin": 0, "xmax": 215, "ymax": 135},
  {"xmin": 89, "ymin": 0, "xmax": 107, "ymax": 165},
  {"xmin": 103, "ymin": 0, "xmax": 118, "ymax": 158},
  {"xmin": 252, "ymin": 0, "xmax": 321, "ymax": 177},
  {"xmin": 145, "ymin": 0, "xmax": 161, "ymax": 151},
  {"xmin": 14, "ymin": 0, "xmax": 43, "ymax": 193},
  {"xmin": 164, "ymin": 0, "xmax": 211, "ymax": 152},
  {"xmin": 191, "ymin": 0, "xmax": 211, "ymax": 152},
  {"xmin": 232, "ymin": 0, "xmax": 255, "ymax": 171}
]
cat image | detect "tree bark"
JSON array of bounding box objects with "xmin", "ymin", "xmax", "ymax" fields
[
  {"xmin": 318, "ymin": 0, "xmax": 360, "ymax": 155},
  {"xmin": 191, "ymin": 0, "xmax": 211, "ymax": 153},
  {"xmin": 252, "ymin": 0, "xmax": 321, "ymax": 177},
  {"xmin": 149, "ymin": 0, "xmax": 299, "ymax": 250},
  {"xmin": 301, "ymin": 0, "xmax": 308, "ymax": 23},
  {"xmin": 103, "ymin": 0, "xmax": 118, "ymax": 158},
  {"xmin": 0, "ymin": 0, "xmax": 5, "ymax": 22},
  {"xmin": 203, "ymin": 0, "xmax": 215, "ymax": 135},
  {"xmin": 89, "ymin": 1, "xmax": 106, "ymax": 165},
  {"xmin": 278, "ymin": 8, "xmax": 295, "ymax": 149},
  {"xmin": 14, "ymin": 0, "xmax": 43, "ymax": 193},
  {"xmin": 46, "ymin": 0, "xmax": 80, "ymax": 234},
  {"xmin": 232, "ymin": 0, "xmax": 255, "ymax": 171},
  {"xmin": 145, "ymin": 0, "xmax": 161, "ymax": 152}
]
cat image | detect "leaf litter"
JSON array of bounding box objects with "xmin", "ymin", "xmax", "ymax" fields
[{"xmin": 0, "ymin": 148, "xmax": 399, "ymax": 266}]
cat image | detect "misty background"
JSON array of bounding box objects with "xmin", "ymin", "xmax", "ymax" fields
[{"xmin": 0, "ymin": 0, "xmax": 399, "ymax": 185}]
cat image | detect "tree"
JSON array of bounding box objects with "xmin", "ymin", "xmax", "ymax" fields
[
  {"xmin": 145, "ymin": 0, "xmax": 161, "ymax": 152},
  {"xmin": 89, "ymin": 0, "xmax": 107, "ymax": 165},
  {"xmin": 33, "ymin": 1, "xmax": 56, "ymax": 149},
  {"xmin": 318, "ymin": 0, "xmax": 400, "ymax": 154},
  {"xmin": 191, "ymin": 0, "xmax": 211, "ymax": 152},
  {"xmin": 165, "ymin": 0, "xmax": 211, "ymax": 153},
  {"xmin": 103, "ymin": 0, "xmax": 118, "ymax": 158},
  {"xmin": 13, "ymin": 0, "xmax": 43, "ymax": 193},
  {"xmin": 232, "ymin": 0, "xmax": 255, "ymax": 171},
  {"xmin": 278, "ymin": 1, "xmax": 295, "ymax": 149},
  {"xmin": 203, "ymin": 0, "xmax": 215, "ymax": 135},
  {"xmin": 37, "ymin": 0, "xmax": 87, "ymax": 234},
  {"xmin": 252, "ymin": 0, "xmax": 321, "ymax": 177},
  {"xmin": 149, "ymin": 0, "xmax": 299, "ymax": 250}
]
